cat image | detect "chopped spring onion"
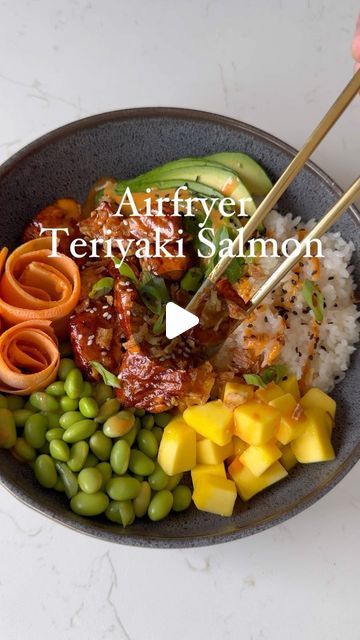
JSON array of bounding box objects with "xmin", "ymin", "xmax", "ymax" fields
[
  {"xmin": 180, "ymin": 267, "xmax": 203, "ymax": 293},
  {"xmin": 139, "ymin": 273, "xmax": 169, "ymax": 315},
  {"xmin": 90, "ymin": 361, "xmax": 120, "ymax": 388},
  {"xmin": 89, "ymin": 277, "xmax": 114, "ymax": 300},
  {"xmin": 112, "ymin": 257, "xmax": 139, "ymax": 286},
  {"xmin": 302, "ymin": 279, "xmax": 324, "ymax": 323},
  {"xmin": 244, "ymin": 364, "xmax": 288, "ymax": 388}
]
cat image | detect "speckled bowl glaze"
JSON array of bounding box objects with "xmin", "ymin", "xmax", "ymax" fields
[{"xmin": 0, "ymin": 108, "xmax": 358, "ymax": 548}]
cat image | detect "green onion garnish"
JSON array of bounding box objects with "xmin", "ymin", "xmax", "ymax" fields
[
  {"xmin": 89, "ymin": 277, "xmax": 114, "ymax": 300},
  {"xmin": 302, "ymin": 279, "xmax": 324, "ymax": 323},
  {"xmin": 90, "ymin": 361, "xmax": 120, "ymax": 388}
]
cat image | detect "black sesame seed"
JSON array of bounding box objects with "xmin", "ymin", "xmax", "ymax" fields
[{"xmin": 328, "ymin": 276, "xmax": 334, "ymax": 280}]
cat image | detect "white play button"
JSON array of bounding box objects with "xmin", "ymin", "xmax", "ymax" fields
[{"xmin": 165, "ymin": 302, "xmax": 199, "ymax": 339}]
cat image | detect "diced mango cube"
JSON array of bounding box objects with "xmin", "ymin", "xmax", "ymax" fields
[
  {"xmin": 222, "ymin": 381, "xmax": 254, "ymax": 408},
  {"xmin": 300, "ymin": 387, "xmax": 336, "ymax": 419},
  {"xmin": 196, "ymin": 438, "xmax": 234, "ymax": 465},
  {"xmin": 255, "ymin": 382, "xmax": 284, "ymax": 404},
  {"xmin": 240, "ymin": 441, "xmax": 282, "ymax": 477},
  {"xmin": 157, "ymin": 419, "xmax": 196, "ymax": 475},
  {"xmin": 192, "ymin": 474, "xmax": 237, "ymax": 516},
  {"xmin": 228, "ymin": 457, "xmax": 287, "ymax": 501},
  {"xmin": 183, "ymin": 400, "xmax": 233, "ymax": 446},
  {"xmin": 269, "ymin": 392, "xmax": 297, "ymax": 415},
  {"xmin": 276, "ymin": 414, "xmax": 307, "ymax": 445},
  {"xmin": 279, "ymin": 375, "xmax": 300, "ymax": 400},
  {"xmin": 280, "ymin": 444, "xmax": 297, "ymax": 471},
  {"xmin": 234, "ymin": 402, "xmax": 280, "ymax": 445},
  {"xmin": 291, "ymin": 409, "xmax": 335, "ymax": 463},
  {"xmin": 191, "ymin": 462, "xmax": 226, "ymax": 486}
]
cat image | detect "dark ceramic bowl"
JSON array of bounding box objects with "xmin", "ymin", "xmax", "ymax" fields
[{"xmin": 0, "ymin": 108, "xmax": 358, "ymax": 548}]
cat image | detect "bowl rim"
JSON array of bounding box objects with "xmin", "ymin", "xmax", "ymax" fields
[{"xmin": 0, "ymin": 106, "xmax": 359, "ymax": 548}]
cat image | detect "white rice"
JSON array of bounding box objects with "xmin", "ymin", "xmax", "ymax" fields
[{"xmin": 223, "ymin": 210, "xmax": 359, "ymax": 393}]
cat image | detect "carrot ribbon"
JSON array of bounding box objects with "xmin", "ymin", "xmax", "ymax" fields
[
  {"xmin": 0, "ymin": 320, "xmax": 60, "ymax": 395},
  {"xmin": 0, "ymin": 238, "xmax": 81, "ymax": 335}
]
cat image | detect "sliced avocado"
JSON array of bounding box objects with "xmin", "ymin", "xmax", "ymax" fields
[
  {"xmin": 118, "ymin": 164, "xmax": 256, "ymax": 216},
  {"xmin": 116, "ymin": 178, "xmax": 225, "ymax": 201},
  {"xmin": 204, "ymin": 152, "xmax": 272, "ymax": 196}
]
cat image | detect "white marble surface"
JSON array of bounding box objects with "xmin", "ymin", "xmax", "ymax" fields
[{"xmin": 0, "ymin": 1, "xmax": 359, "ymax": 638}]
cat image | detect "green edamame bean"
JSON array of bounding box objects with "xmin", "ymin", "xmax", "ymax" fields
[
  {"xmin": 1, "ymin": 411, "xmax": 19, "ymax": 449},
  {"xmin": 128, "ymin": 449, "xmax": 155, "ymax": 476},
  {"xmin": 63, "ymin": 419, "xmax": 97, "ymax": 443},
  {"xmin": 148, "ymin": 463, "xmax": 169, "ymax": 491},
  {"xmin": 59, "ymin": 411, "xmax": 82, "ymax": 429},
  {"xmin": 78, "ymin": 467, "xmax": 103, "ymax": 494},
  {"xmin": 64, "ymin": 368, "xmax": 84, "ymax": 399},
  {"xmin": 49, "ymin": 439, "xmax": 70, "ymax": 462},
  {"xmin": 133, "ymin": 481, "xmax": 151, "ymax": 518},
  {"xmin": 13, "ymin": 409, "xmax": 34, "ymax": 427},
  {"xmin": 148, "ymin": 490, "xmax": 173, "ymax": 521},
  {"xmin": 45, "ymin": 412, "xmax": 62, "ymax": 429},
  {"xmin": 89, "ymin": 431, "xmax": 112, "ymax": 461},
  {"xmin": 0, "ymin": 394, "xmax": 8, "ymax": 409},
  {"xmin": 70, "ymin": 491, "xmax": 109, "ymax": 516},
  {"xmin": 106, "ymin": 476, "xmax": 140, "ymax": 501},
  {"xmin": 46, "ymin": 427, "xmax": 64, "ymax": 442},
  {"xmin": 59, "ymin": 396, "xmax": 79, "ymax": 412},
  {"xmin": 152, "ymin": 426, "xmax": 163, "ymax": 446},
  {"xmin": 134, "ymin": 408, "xmax": 145, "ymax": 417},
  {"xmin": 80, "ymin": 381, "xmax": 93, "ymax": 398},
  {"xmin": 172, "ymin": 485, "xmax": 192, "ymax": 512},
  {"xmin": 29, "ymin": 392, "xmax": 59, "ymax": 413},
  {"xmin": 79, "ymin": 397, "xmax": 99, "ymax": 419},
  {"xmin": 56, "ymin": 462, "xmax": 78, "ymax": 498},
  {"xmin": 105, "ymin": 500, "xmax": 135, "ymax": 527},
  {"xmin": 141, "ymin": 414, "xmax": 154, "ymax": 430},
  {"xmin": 11, "ymin": 437, "xmax": 36, "ymax": 463},
  {"xmin": 24, "ymin": 413, "xmax": 47, "ymax": 449},
  {"xmin": 94, "ymin": 382, "xmax": 114, "ymax": 405},
  {"xmin": 166, "ymin": 473, "xmax": 183, "ymax": 491},
  {"xmin": 137, "ymin": 429, "xmax": 158, "ymax": 459},
  {"xmin": 53, "ymin": 477, "xmax": 65, "ymax": 492},
  {"xmin": 84, "ymin": 452, "xmax": 99, "ymax": 468},
  {"xmin": 103, "ymin": 411, "xmax": 134, "ymax": 438},
  {"xmin": 154, "ymin": 412, "xmax": 172, "ymax": 428},
  {"xmin": 59, "ymin": 342, "xmax": 73, "ymax": 357},
  {"xmin": 34, "ymin": 454, "xmax": 57, "ymax": 488},
  {"xmin": 45, "ymin": 381, "xmax": 65, "ymax": 397},
  {"xmin": 95, "ymin": 398, "xmax": 121, "ymax": 424},
  {"xmin": 6, "ymin": 396, "xmax": 25, "ymax": 411},
  {"xmin": 68, "ymin": 441, "xmax": 89, "ymax": 472},
  {"xmin": 110, "ymin": 440, "xmax": 130, "ymax": 475},
  {"xmin": 96, "ymin": 462, "xmax": 112, "ymax": 490},
  {"xmin": 58, "ymin": 358, "xmax": 76, "ymax": 381}
]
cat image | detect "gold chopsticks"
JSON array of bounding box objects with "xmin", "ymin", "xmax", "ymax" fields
[
  {"xmin": 186, "ymin": 68, "xmax": 360, "ymax": 316},
  {"xmin": 243, "ymin": 176, "xmax": 360, "ymax": 317}
]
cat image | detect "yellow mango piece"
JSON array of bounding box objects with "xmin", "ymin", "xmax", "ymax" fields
[
  {"xmin": 255, "ymin": 382, "xmax": 284, "ymax": 404},
  {"xmin": 291, "ymin": 409, "xmax": 335, "ymax": 463},
  {"xmin": 280, "ymin": 444, "xmax": 297, "ymax": 471},
  {"xmin": 196, "ymin": 439, "xmax": 234, "ymax": 465},
  {"xmin": 276, "ymin": 414, "xmax": 307, "ymax": 445},
  {"xmin": 228, "ymin": 458, "xmax": 287, "ymax": 501},
  {"xmin": 191, "ymin": 462, "xmax": 226, "ymax": 486},
  {"xmin": 192, "ymin": 474, "xmax": 237, "ymax": 516},
  {"xmin": 279, "ymin": 375, "xmax": 300, "ymax": 400},
  {"xmin": 234, "ymin": 402, "xmax": 280, "ymax": 445},
  {"xmin": 222, "ymin": 381, "xmax": 254, "ymax": 408},
  {"xmin": 157, "ymin": 419, "xmax": 196, "ymax": 475},
  {"xmin": 300, "ymin": 387, "xmax": 336, "ymax": 419},
  {"xmin": 226, "ymin": 437, "xmax": 247, "ymax": 464},
  {"xmin": 269, "ymin": 392, "xmax": 297, "ymax": 415},
  {"xmin": 240, "ymin": 441, "xmax": 282, "ymax": 477},
  {"xmin": 183, "ymin": 400, "xmax": 233, "ymax": 446}
]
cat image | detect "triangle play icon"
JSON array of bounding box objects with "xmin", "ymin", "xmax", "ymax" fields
[{"xmin": 165, "ymin": 302, "xmax": 199, "ymax": 340}]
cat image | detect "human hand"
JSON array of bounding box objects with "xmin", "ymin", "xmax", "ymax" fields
[{"xmin": 351, "ymin": 13, "xmax": 360, "ymax": 72}]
